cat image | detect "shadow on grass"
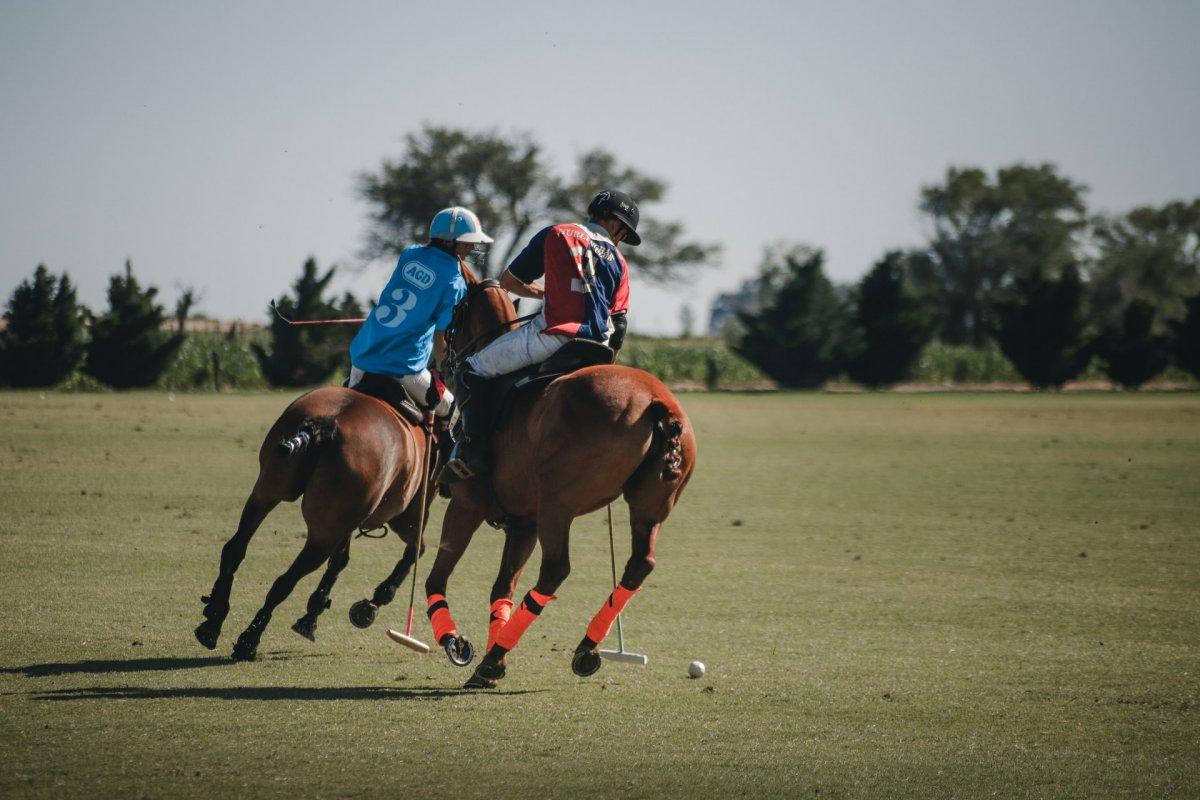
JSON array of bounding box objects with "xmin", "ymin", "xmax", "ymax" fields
[
  {"xmin": 1, "ymin": 651, "xmax": 327, "ymax": 678},
  {"xmin": 31, "ymin": 685, "xmax": 543, "ymax": 701}
]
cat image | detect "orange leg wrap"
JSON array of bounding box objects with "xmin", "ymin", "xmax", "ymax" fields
[
  {"xmin": 585, "ymin": 584, "xmax": 640, "ymax": 645},
  {"xmin": 426, "ymin": 594, "xmax": 457, "ymax": 643},
  {"xmin": 486, "ymin": 598, "xmax": 513, "ymax": 652},
  {"xmin": 495, "ymin": 589, "xmax": 555, "ymax": 652}
]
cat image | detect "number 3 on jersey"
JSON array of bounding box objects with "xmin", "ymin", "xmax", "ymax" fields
[{"xmin": 376, "ymin": 287, "xmax": 418, "ymax": 328}]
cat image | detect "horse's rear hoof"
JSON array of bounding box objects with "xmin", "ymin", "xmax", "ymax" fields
[
  {"xmin": 348, "ymin": 600, "xmax": 377, "ymax": 629},
  {"xmin": 231, "ymin": 637, "xmax": 261, "ymax": 662},
  {"xmin": 441, "ymin": 635, "xmax": 475, "ymax": 667},
  {"xmin": 194, "ymin": 622, "xmax": 220, "ymax": 650},
  {"xmin": 463, "ymin": 672, "xmax": 497, "ymax": 690},
  {"xmin": 291, "ymin": 617, "xmax": 316, "ymax": 642},
  {"xmin": 572, "ymin": 649, "xmax": 602, "ymax": 677}
]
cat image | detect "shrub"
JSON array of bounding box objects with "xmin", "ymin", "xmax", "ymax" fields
[
  {"xmin": 735, "ymin": 247, "xmax": 857, "ymax": 388},
  {"xmin": 848, "ymin": 252, "xmax": 936, "ymax": 387},
  {"xmin": 0, "ymin": 265, "xmax": 88, "ymax": 387},
  {"xmin": 85, "ymin": 260, "xmax": 183, "ymax": 388}
]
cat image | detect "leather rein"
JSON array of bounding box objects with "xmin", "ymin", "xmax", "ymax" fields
[{"xmin": 444, "ymin": 278, "xmax": 537, "ymax": 372}]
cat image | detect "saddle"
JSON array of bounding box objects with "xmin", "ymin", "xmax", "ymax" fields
[
  {"xmin": 491, "ymin": 339, "xmax": 617, "ymax": 427},
  {"xmin": 345, "ymin": 372, "xmax": 426, "ymax": 426}
]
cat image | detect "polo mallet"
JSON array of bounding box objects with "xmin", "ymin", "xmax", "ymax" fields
[
  {"xmin": 385, "ymin": 417, "xmax": 436, "ymax": 654},
  {"xmin": 270, "ymin": 299, "xmax": 365, "ymax": 326},
  {"xmin": 598, "ymin": 504, "xmax": 648, "ymax": 666}
]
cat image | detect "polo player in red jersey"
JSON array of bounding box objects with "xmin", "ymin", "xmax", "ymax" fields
[{"xmin": 442, "ymin": 189, "xmax": 640, "ymax": 481}]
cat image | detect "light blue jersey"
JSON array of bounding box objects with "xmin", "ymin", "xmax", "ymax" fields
[{"xmin": 350, "ymin": 245, "xmax": 466, "ymax": 377}]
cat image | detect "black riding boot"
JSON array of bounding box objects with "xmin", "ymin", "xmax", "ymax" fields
[{"xmin": 442, "ymin": 370, "xmax": 496, "ymax": 482}]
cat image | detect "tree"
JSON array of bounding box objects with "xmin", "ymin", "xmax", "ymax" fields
[
  {"xmin": 679, "ymin": 305, "xmax": 695, "ymax": 338},
  {"xmin": 734, "ymin": 246, "xmax": 856, "ymax": 388},
  {"xmin": 1088, "ymin": 199, "xmax": 1200, "ymax": 327},
  {"xmin": 253, "ymin": 258, "xmax": 361, "ymax": 387},
  {"xmin": 84, "ymin": 260, "xmax": 183, "ymax": 388},
  {"xmin": 174, "ymin": 287, "xmax": 199, "ymax": 335},
  {"xmin": 848, "ymin": 251, "xmax": 936, "ymax": 388},
  {"xmin": 911, "ymin": 163, "xmax": 1088, "ymax": 346},
  {"xmin": 0, "ymin": 265, "xmax": 88, "ymax": 387},
  {"xmin": 546, "ymin": 149, "xmax": 719, "ymax": 282},
  {"xmin": 1172, "ymin": 292, "xmax": 1200, "ymax": 381},
  {"xmin": 993, "ymin": 263, "xmax": 1091, "ymax": 388},
  {"xmin": 358, "ymin": 124, "xmax": 718, "ymax": 280},
  {"xmin": 1095, "ymin": 300, "xmax": 1172, "ymax": 389}
]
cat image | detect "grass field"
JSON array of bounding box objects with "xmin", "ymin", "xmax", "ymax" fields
[{"xmin": 1, "ymin": 390, "xmax": 1198, "ymax": 799}]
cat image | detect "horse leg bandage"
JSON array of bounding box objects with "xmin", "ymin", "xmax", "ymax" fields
[
  {"xmin": 426, "ymin": 594, "xmax": 457, "ymax": 643},
  {"xmin": 487, "ymin": 598, "xmax": 514, "ymax": 652},
  {"xmin": 495, "ymin": 589, "xmax": 555, "ymax": 651},
  {"xmin": 585, "ymin": 584, "xmax": 640, "ymax": 645}
]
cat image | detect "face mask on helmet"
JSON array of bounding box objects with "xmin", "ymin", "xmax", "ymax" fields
[{"xmin": 465, "ymin": 241, "xmax": 490, "ymax": 268}]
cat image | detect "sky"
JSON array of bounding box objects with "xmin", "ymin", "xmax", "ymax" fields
[{"xmin": 2, "ymin": 0, "xmax": 1198, "ymax": 335}]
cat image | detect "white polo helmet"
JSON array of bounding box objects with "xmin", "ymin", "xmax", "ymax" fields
[{"xmin": 429, "ymin": 206, "xmax": 494, "ymax": 244}]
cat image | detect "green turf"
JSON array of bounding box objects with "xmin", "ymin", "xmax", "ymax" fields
[{"xmin": 1, "ymin": 390, "xmax": 1198, "ymax": 799}]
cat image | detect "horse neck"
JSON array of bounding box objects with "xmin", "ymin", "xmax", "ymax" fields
[{"xmin": 466, "ymin": 286, "xmax": 517, "ymax": 346}]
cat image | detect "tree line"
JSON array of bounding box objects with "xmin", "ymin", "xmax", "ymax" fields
[
  {"xmin": 732, "ymin": 164, "xmax": 1200, "ymax": 388},
  {"xmin": 1, "ymin": 129, "xmax": 1197, "ymax": 390},
  {"xmin": 0, "ymin": 257, "xmax": 366, "ymax": 389}
]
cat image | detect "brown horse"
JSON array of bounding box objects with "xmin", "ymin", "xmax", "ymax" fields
[
  {"xmin": 418, "ymin": 268, "xmax": 697, "ymax": 688},
  {"xmin": 193, "ymin": 385, "xmax": 447, "ymax": 661}
]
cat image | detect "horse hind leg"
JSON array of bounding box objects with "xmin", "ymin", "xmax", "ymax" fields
[
  {"xmin": 348, "ymin": 542, "xmax": 416, "ymax": 628},
  {"xmin": 231, "ymin": 537, "xmax": 337, "ymax": 661},
  {"xmin": 292, "ymin": 538, "xmax": 351, "ymax": 641},
  {"xmin": 571, "ymin": 514, "xmax": 660, "ymax": 677},
  {"xmin": 195, "ymin": 490, "xmax": 278, "ymax": 650},
  {"xmin": 349, "ymin": 501, "xmax": 426, "ymax": 629}
]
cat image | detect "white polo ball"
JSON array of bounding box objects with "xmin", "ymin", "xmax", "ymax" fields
[{"xmin": 687, "ymin": 660, "xmax": 706, "ymax": 678}]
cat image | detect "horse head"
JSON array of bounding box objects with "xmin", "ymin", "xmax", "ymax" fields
[{"xmin": 446, "ymin": 262, "xmax": 518, "ymax": 369}]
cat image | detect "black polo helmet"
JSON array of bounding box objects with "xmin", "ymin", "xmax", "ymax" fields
[{"xmin": 587, "ymin": 189, "xmax": 641, "ymax": 246}]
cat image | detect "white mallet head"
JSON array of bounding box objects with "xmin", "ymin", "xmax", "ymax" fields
[{"xmin": 687, "ymin": 660, "xmax": 706, "ymax": 678}]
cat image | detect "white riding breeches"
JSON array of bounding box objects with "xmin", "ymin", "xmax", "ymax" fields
[
  {"xmin": 465, "ymin": 312, "xmax": 571, "ymax": 378},
  {"xmin": 348, "ymin": 367, "xmax": 455, "ymax": 418}
]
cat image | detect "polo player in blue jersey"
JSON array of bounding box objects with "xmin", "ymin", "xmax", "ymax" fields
[{"xmin": 348, "ymin": 206, "xmax": 493, "ymax": 417}]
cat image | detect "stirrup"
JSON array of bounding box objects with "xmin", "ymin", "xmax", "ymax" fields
[
  {"xmin": 442, "ymin": 457, "xmax": 478, "ymax": 482},
  {"xmin": 441, "ymin": 443, "xmax": 487, "ymax": 483}
]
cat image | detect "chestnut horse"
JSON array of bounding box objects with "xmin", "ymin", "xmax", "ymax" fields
[
  {"xmin": 193, "ymin": 386, "xmax": 447, "ymax": 661},
  {"xmin": 418, "ymin": 268, "xmax": 697, "ymax": 688}
]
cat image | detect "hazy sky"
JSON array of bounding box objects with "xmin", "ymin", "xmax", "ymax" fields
[{"xmin": 2, "ymin": 1, "xmax": 1197, "ymax": 334}]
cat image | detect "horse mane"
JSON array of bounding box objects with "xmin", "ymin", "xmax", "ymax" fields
[{"xmin": 458, "ymin": 260, "xmax": 479, "ymax": 286}]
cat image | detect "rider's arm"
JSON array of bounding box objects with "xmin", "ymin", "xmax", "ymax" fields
[
  {"xmin": 500, "ymin": 268, "xmax": 545, "ymax": 300},
  {"xmin": 609, "ymin": 311, "xmax": 628, "ymax": 354}
]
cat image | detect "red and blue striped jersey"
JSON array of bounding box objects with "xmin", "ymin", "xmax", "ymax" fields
[{"xmin": 507, "ymin": 222, "xmax": 630, "ymax": 339}]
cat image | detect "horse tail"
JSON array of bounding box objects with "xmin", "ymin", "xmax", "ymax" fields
[
  {"xmin": 649, "ymin": 401, "xmax": 685, "ymax": 481},
  {"xmin": 278, "ymin": 416, "xmax": 338, "ymax": 456}
]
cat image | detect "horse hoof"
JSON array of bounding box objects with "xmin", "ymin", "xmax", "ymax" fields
[
  {"xmin": 462, "ymin": 673, "xmax": 496, "ymax": 690},
  {"xmin": 348, "ymin": 600, "xmax": 377, "ymax": 629},
  {"xmin": 194, "ymin": 622, "xmax": 220, "ymax": 650},
  {"xmin": 231, "ymin": 636, "xmax": 261, "ymax": 662},
  {"xmin": 291, "ymin": 617, "xmax": 316, "ymax": 642},
  {"xmin": 572, "ymin": 649, "xmax": 602, "ymax": 677},
  {"xmin": 441, "ymin": 635, "xmax": 475, "ymax": 667},
  {"xmin": 475, "ymin": 660, "xmax": 506, "ymax": 681}
]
